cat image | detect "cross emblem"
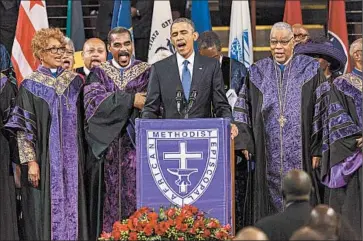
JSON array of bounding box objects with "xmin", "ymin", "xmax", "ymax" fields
[
  {"xmin": 278, "ymin": 115, "xmax": 287, "ymax": 128},
  {"xmin": 164, "ymin": 142, "xmax": 203, "ymax": 193}
]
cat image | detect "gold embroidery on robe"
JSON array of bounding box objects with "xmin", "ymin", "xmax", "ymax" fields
[
  {"xmin": 17, "ymin": 132, "xmax": 36, "ymax": 164},
  {"xmin": 26, "ymin": 70, "xmax": 78, "ymax": 95},
  {"xmin": 100, "ymin": 61, "xmax": 150, "ymax": 90}
]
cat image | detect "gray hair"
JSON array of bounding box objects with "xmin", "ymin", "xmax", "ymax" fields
[
  {"xmin": 349, "ymin": 38, "xmax": 362, "ymax": 58},
  {"xmin": 197, "ymin": 31, "xmax": 222, "ymax": 52},
  {"xmin": 171, "ymin": 18, "xmax": 195, "ymax": 32},
  {"xmin": 64, "ymin": 37, "xmax": 75, "ymax": 52},
  {"xmin": 270, "ymin": 22, "xmax": 293, "ymax": 39}
]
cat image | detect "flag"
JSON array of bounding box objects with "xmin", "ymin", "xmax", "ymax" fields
[
  {"xmin": 11, "ymin": 0, "xmax": 48, "ymax": 84},
  {"xmin": 328, "ymin": 0, "xmax": 350, "ymax": 73},
  {"xmin": 111, "ymin": 0, "xmax": 132, "ymax": 29},
  {"xmin": 147, "ymin": 0, "xmax": 174, "ymax": 63},
  {"xmin": 191, "ymin": 0, "xmax": 211, "ymax": 50},
  {"xmin": 283, "ymin": 0, "xmax": 303, "ymax": 25},
  {"xmin": 66, "ymin": 0, "xmax": 85, "ymax": 51},
  {"xmin": 228, "ymin": 0, "xmax": 253, "ymax": 68}
]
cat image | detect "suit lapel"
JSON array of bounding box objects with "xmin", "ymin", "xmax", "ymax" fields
[{"xmin": 191, "ymin": 54, "xmax": 205, "ymax": 93}]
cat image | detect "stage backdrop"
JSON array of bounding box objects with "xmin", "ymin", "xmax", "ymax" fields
[{"xmin": 136, "ymin": 118, "xmax": 233, "ymax": 226}]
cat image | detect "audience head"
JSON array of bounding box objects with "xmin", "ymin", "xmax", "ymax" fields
[
  {"xmin": 148, "ymin": 48, "xmax": 173, "ymax": 64},
  {"xmin": 349, "ymin": 38, "xmax": 362, "ymax": 70},
  {"xmin": 197, "ymin": 31, "xmax": 222, "ymax": 61},
  {"xmin": 62, "ymin": 37, "xmax": 75, "ymax": 70},
  {"xmin": 107, "ymin": 27, "xmax": 133, "ymax": 67},
  {"xmin": 31, "ymin": 28, "xmax": 66, "ymax": 69},
  {"xmin": 170, "ymin": 18, "xmax": 198, "ymax": 59},
  {"xmin": 308, "ymin": 205, "xmax": 339, "ymax": 240},
  {"xmin": 282, "ymin": 169, "xmax": 312, "ymax": 203},
  {"xmin": 292, "ymin": 24, "xmax": 310, "ymax": 44},
  {"xmin": 270, "ymin": 22, "xmax": 295, "ymax": 64},
  {"xmin": 290, "ymin": 226, "xmax": 325, "ymax": 240},
  {"xmin": 82, "ymin": 38, "xmax": 107, "ymax": 69},
  {"xmin": 234, "ymin": 226, "xmax": 268, "ymax": 240}
]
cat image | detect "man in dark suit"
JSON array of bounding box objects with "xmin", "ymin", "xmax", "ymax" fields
[
  {"xmin": 254, "ymin": 170, "xmax": 313, "ymax": 241},
  {"xmin": 197, "ymin": 31, "xmax": 247, "ymax": 98},
  {"xmin": 0, "ymin": 0, "xmax": 20, "ymax": 53},
  {"xmin": 142, "ymin": 18, "xmax": 238, "ymax": 138}
]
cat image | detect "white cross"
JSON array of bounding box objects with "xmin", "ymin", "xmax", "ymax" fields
[
  {"xmin": 164, "ymin": 142, "xmax": 202, "ymax": 193},
  {"xmin": 164, "ymin": 142, "xmax": 202, "ymax": 170}
]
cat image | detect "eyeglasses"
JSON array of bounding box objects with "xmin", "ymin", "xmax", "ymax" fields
[
  {"xmin": 270, "ymin": 37, "xmax": 293, "ymax": 46},
  {"xmin": 44, "ymin": 47, "xmax": 66, "ymax": 54},
  {"xmin": 63, "ymin": 50, "xmax": 74, "ymax": 56},
  {"xmin": 294, "ymin": 34, "xmax": 309, "ymax": 40}
]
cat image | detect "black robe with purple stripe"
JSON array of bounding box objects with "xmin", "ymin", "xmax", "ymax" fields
[
  {"xmin": 0, "ymin": 73, "xmax": 19, "ymax": 240},
  {"xmin": 321, "ymin": 69, "xmax": 362, "ymax": 238},
  {"xmin": 233, "ymin": 55, "xmax": 325, "ymax": 223},
  {"xmin": 4, "ymin": 66, "xmax": 88, "ymax": 240}
]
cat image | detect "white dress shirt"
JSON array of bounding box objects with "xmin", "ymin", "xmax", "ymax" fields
[{"xmin": 176, "ymin": 51, "xmax": 195, "ymax": 82}]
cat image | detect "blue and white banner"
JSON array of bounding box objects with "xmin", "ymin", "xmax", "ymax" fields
[
  {"xmin": 136, "ymin": 118, "xmax": 232, "ymax": 226},
  {"xmin": 148, "ymin": 0, "xmax": 174, "ymax": 64},
  {"xmin": 228, "ymin": 0, "xmax": 253, "ymax": 68}
]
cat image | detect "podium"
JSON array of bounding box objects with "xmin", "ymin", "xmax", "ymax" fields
[{"xmin": 136, "ymin": 118, "xmax": 235, "ymax": 229}]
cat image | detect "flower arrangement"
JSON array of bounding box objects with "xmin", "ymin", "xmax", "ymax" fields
[{"xmin": 99, "ymin": 205, "xmax": 232, "ymax": 241}]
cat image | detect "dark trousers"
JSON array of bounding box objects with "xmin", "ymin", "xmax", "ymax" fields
[{"xmin": 134, "ymin": 38, "xmax": 149, "ymax": 62}]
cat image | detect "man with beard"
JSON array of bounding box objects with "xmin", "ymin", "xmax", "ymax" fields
[
  {"xmin": 292, "ymin": 24, "xmax": 310, "ymax": 45},
  {"xmin": 83, "ymin": 27, "xmax": 150, "ymax": 240},
  {"xmin": 234, "ymin": 22, "xmax": 325, "ymax": 223},
  {"xmin": 75, "ymin": 38, "xmax": 107, "ymax": 77}
]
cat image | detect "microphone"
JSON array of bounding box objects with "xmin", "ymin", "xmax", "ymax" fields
[
  {"xmin": 176, "ymin": 90, "xmax": 183, "ymax": 115},
  {"xmin": 185, "ymin": 90, "xmax": 198, "ymax": 119}
]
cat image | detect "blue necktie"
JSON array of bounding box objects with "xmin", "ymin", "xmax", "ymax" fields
[{"xmin": 182, "ymin": 60, "xmax": 191, "ymax": 100}]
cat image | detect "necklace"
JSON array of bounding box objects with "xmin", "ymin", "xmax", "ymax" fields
[{"xmin": 274, "ymin": 61, "xmax": 292, "ymax": 128}]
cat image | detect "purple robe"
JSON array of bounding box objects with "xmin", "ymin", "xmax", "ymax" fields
[
  {"xmin": 4, "ymin": 66, "xmax": 88, "ymax": 240},
  {"xmin": 83, "ymin": 59, "xmax": 150, "ymax": 233},
  {"xmin": 233, "ymin": 55, "xmax": 325, "ymax": 221},
  {"xmin": 320, "ymin": 69, "xmax": 362, "ymax": 237}
]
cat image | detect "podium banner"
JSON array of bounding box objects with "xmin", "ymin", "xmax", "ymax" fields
[{"xmin": 136, "ymin": 118, "xmax": 232, "ymax": 226}]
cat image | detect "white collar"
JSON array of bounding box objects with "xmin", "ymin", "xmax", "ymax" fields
[
  {"xmin": 176, "ymin": 51, "xmax": 195, "ymax": 66},
  {"xmin": 83, "ymin": 66, "xmax": 90, "ymax": 76},
  {"xmin": 112, "ymin": 58, "xmax": 132, "ymax": 70},
  {"xmin": 219, "ymin": 55, "xmax": 223, "ymax": 66}
]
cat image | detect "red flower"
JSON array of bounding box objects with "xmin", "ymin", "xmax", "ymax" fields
[
  {"xmin": 207, "ymin": 220, "xmax": 220, "ymax": 229},
  {"xmin": 100, "ymin": 231, "xmax": 112, "ymax": 239},
  {"xmin": 178, "ymin": 237, "xmax": 184, "ymax": 241},
  {"xmin": 111, "ymin": 230, "xmax": 121, "ymax": 240},
  {"xmin": 215, "ymin": 231, "xmax": 227, "ymax": 240},
  {"xmin": 143, "ymin": 224, "xmax": 153, "ymax": 236},
  {"xmin": 127, "ymin": 219, "xmax": 136, "ymax": 231},
  {"xmin": 129, "ymin": 231, "xmax": 138, "ymax": 241},
  {"xmin": 202, "ymin": 229, "xmax": 211, "ymax": 238},
  {"xmin": 188, "ymin": 227, "xmax": 196, "ymax": 234},
  {"xmin": 147, "ymin": 211, "xmax": 158, "ymax": 221},
  {"xmin": 166, "ymin": 208, "xmax": 176, "ymax": 218}
]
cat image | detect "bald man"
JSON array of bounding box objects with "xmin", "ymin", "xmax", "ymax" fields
[
  {"xmin": 255, "ymin": 170, "xmax": 313, "ymax": 240},
  {"xmin": 75, "ymin": 38, "xmax": 107, "ymax": 77},
  {"xmin": 292, "ymin": 24, "xmax": 310, "ymax": 44},
  {"xmin": 234, "ymin": 227, "xmax": 268, "ymax": 240}
]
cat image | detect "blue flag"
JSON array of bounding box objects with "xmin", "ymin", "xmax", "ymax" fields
[
  {"xmin": 111, "ymin": 0, "xmax": 132, "ymax": 29},
  {"xmin": 191, "ymin": 0, "xmax": 211, "ymax": 50},
  {"xmin": 66, "ymin": 0, "xmax": 85, "ymax": 51}
]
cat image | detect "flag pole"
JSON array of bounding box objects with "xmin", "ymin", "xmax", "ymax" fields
[{"xmin": 66, "ymin": 0, "xmax": 72, "ymax": 37}]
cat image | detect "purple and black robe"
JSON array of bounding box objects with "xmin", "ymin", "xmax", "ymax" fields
[
  {"xmin": 4, "ymin": 66, "xmax": 88, "ymax": 240},
  {"xmin": 83, "ymin": 59, "xmax": 150, "ymax": 236},
  {"xmin": 233, "ymin": 55, "xmax": 325, "ymax": 222},
  {"xmin": 320, "ymin": 68, "xmax": 362, "ymax": 238},
  {"xmin": 0, "ymin": 73, "xmax": 19, "ymax": 240}
]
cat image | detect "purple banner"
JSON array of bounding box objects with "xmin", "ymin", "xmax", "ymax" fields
[{"xmin": 136, "ymin": 118, "xmax": 232, "ymax": 227}]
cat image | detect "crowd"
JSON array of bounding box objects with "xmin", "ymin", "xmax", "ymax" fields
[{"xmin": 0, "ymin": 15, "xmax": 361, "ymax": 241}]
